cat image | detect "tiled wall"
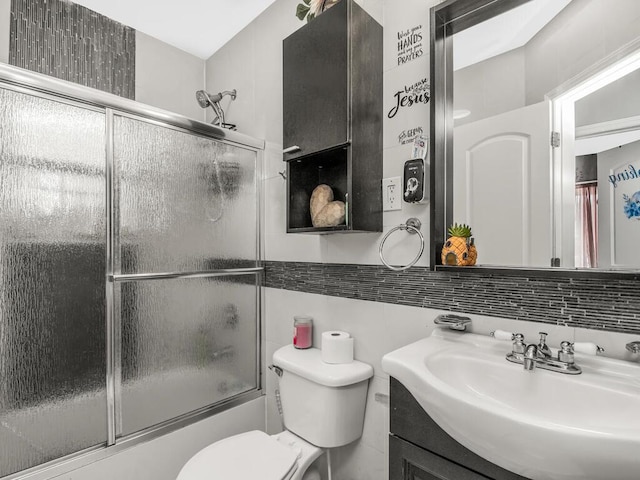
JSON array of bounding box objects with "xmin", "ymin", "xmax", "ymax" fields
[
  {"xmin": 9, "ymin": 0, "xmax": 135, "ymax": 98},
  {"xmin": 264, "ymin": 261, "xmax": 640, "ymax": 334}
]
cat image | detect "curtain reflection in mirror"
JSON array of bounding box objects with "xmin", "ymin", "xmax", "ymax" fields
[{"xmin": 575, "ymin": 184, "xmax": 598, "ymax": 268}]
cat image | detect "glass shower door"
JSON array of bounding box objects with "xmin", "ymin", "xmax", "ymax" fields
[
  {"xmin": 112, "ymin": 114, "xmax": 259, "ymax": 436},
  {"xmin": 0, "ymin": 88, "xmax": 107, "ymax": 476},
  {"xmin": 0, "ymin": 67, "xmax": 263, "ymax": 477}
]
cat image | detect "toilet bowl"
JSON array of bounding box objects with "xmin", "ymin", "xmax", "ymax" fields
[
  {"xmin": 176, "ymin": 430, "xmax": 322, "ymax": 480},
  {"xmin": 176, "ymin": 345, "xmax": 373, "ymax": 480}
]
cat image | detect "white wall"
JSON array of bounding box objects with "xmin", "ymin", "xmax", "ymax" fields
[
  {"xmin": 135, "ymin": 31, "xmax": 205, "ymax": 121},
  {"xmin": 49, "ymin": 398, "xmax": 264, "ymax": 480},
  {"xmin": 454, "ymin": 47, "xmax": 526, "ymax": 126},
  {"xmin": 575, "ymin": 69, "xmax": 640, "ymax": 127},
  {"xmin": 525, "ymin": 0, "xmax": 640, "ymax": 104},
  {"xmin": 455, "ymin": 1, "xmax": 640, "ymax": 125}
]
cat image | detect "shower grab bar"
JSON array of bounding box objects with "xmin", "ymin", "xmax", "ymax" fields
[{"xmin": 111, "ymin": 267, "xmax": 263, "ymax": 282}]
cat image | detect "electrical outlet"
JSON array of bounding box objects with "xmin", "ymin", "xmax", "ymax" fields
[{"xmin": 382, "ymin": 176, "xmax": 402, "ymax": 211}]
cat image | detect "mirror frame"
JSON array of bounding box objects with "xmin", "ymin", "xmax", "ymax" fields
[{"xmin": 429, "ymin": 0, "xmax": 640, "ymax": 280}]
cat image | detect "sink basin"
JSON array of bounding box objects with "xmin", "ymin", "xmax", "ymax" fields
[{"xmin": 382, "ymin": 329, "xmax": 640, "ymax": 480}]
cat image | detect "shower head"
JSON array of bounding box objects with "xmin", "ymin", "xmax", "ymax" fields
[
  {"xmin": 195, "ymin": 89, "xmax": 237, "ymax": 108},
  {"xmin": 195, "ymin": 89, "xmax": 212, "ymax": 108},
  {"xmin": 196, "ymin": 89, "xmax": 238, "ymax": 130}
]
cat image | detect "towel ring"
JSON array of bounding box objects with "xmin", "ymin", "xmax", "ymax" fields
[{"xmin": 379, "ymin": 218, "xmax": 425, "ymax": 271}]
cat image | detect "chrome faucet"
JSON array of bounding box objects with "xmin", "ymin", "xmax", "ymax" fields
[
  {"xmin": 536, "ymin": 332, "xmax": 552, "ymax": 359},
  {"xmin": 523, "ymin": 344, "xmax": 537, "ymax": 370},
  {"xmin": 506, "ymin": 332, "xmax": 581, "ymax": 375}
]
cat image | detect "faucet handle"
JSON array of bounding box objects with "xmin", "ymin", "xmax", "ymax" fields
[
  {"xmin": 560, "ymin": 341, "xmax": 574, "ymax": 353},
  {"xmin": 558, "ymin": 341, "xmax": 575, "ymax": 364},
  {"xmin": 573, "ymin": 342, "xmax": 604, "ymax": 355},
  {"xmin": 512, "ymin": 333, "xmax": 526, "ymax": 354},
  {"xmin": 490, "ymin": 329, "xmax": 514, "ymax": 341}
]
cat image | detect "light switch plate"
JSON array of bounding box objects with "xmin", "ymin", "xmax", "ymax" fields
[{"xmin": 382, "ymin": 176, "xmax": 402, "ymax": 211}]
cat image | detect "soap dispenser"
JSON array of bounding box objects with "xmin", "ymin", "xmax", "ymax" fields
[{"xmin": 403, "ymin": 135, "xmax": 429, "ymax": 204}]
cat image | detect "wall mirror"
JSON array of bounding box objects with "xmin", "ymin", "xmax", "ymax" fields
[{"xmin": 430, "ymin": 0, "xmax": 640, "ymax": 274}]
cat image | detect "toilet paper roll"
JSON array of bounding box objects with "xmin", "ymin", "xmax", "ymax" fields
[{"xmin": 321, "ymin": 331, "xmax": 354, "ymax": 364}]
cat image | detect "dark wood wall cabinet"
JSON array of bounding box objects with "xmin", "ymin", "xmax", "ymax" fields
[
  {"xmin": 389, "ymin": 378, "xmax": 530, "ymax": 480},
  {"xmin": 282, "ymin": 0, "xmax": 383, "ymax": 233}
]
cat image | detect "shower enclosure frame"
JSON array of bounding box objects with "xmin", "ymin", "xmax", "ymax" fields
[{"xmin": 0, "ymin": 63, "xmax": 265, "ymax": 480}]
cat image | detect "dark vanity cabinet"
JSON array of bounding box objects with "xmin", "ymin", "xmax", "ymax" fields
[
  {"xmin": 283, "ymin": 0, "xmax": 382, "ymax": 233},
  {"xmin": 390, "ymin": 378, "xmax": 529, "ymax": 480}
]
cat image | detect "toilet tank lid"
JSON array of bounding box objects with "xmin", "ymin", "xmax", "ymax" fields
[{"xmin": 273, "ymin": 345, "xmax": 373, "ymax": 387}]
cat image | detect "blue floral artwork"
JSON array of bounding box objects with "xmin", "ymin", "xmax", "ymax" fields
[{"xmin": 623, "ymin": 191, "xmax": 640, "ymax": 219}]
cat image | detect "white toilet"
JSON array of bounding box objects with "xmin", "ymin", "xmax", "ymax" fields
[{"xmin": 176, "ymin": 344, "xmax": 374, "ymax": 480}]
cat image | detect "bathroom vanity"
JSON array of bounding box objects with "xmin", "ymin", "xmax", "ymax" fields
[
  {"xmin": 389, "ymin": 378, "xmax": 527, "ymax": 480},
  {"xmin": 385, "ymin": 327, "xmax": 640, "ymax": 480}
]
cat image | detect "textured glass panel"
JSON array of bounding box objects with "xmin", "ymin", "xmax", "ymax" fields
[
  {"xmin": 119, "ymin": 276, "xmax": 258, "ymax": 435},
  {"xmin": 114, "ymin": 116, "xmax": 258, "ymax": 273},
  {"xmin": 0, "ymin": 88, "xmax": 106, "ymax": 476}
]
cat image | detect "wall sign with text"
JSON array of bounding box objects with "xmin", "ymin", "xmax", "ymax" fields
[
  {"xmin": 397, "ymin": 25, "xmax": 424, "ymax": 66},
  {"xmin": 387, "ymin": 78, "xmax": 430, "ymax": 119},
  {"xmin": 398, "ymin": 126, "xmax": 424, "ymax": 145},
  {"xmin": 385, "ymin": 73, "xmax": 429, "ymax": 147}
]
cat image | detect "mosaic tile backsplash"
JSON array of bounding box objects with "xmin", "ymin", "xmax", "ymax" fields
[
  {"xmin": 263, "ymin": 261, "xmax": 640, "ymax": 335},
  {"xmin": 9, "ymin": 0, "xmax": 135, "ymax": 99}
]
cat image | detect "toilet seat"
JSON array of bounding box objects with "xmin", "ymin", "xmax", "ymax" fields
[{"xmin": 176, "ymin": 430, "xmax": 299, "ymax": 480}]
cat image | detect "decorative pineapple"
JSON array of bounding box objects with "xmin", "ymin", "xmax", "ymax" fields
[{"xmin": 441, "ymin": 223, "xmax": 477, "ymax": 266}]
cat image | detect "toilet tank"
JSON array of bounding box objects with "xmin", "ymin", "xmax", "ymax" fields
[{"xmin": 272, "ymin": 345, "xmax": 373, "ymax": 448}]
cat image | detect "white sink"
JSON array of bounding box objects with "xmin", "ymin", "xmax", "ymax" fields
[{"xmin": 382, "ymin": 329, "xmax": 640, "ymax": 480}]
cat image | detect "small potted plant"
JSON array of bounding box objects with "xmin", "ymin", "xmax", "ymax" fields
[{"xmin": 296, "ymin": 0, "xmax": 341, "ymax": 22}]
